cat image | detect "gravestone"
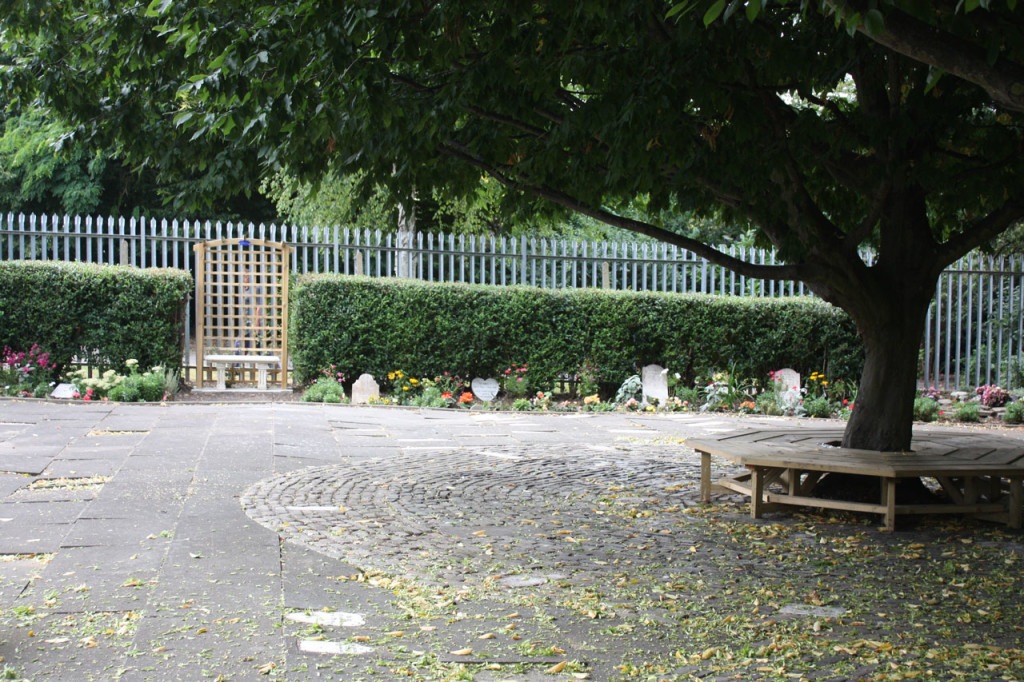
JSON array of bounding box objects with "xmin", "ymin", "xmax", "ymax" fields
[
  {"xmin": 50, "ymin": 383, "xmax": 78, "ymax": 399},
  {"xmin": 774, "ymin": 368, "xmax": 802, "ymax": 402},
  {"xmin": 351, "ymin": 374, "xmax": 380, "ymax": 404},
  {"xmin": 641, "ymin": 364, "xmax": 670, "ymax": 405},
  {"xmin": 471, "ymin": 377, "xmax": 500, "ymax": 402}
]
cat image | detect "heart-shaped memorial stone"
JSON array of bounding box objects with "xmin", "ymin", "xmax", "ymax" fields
[{"xmin": 471, "ymin": 377, "xmax": 500, "ymax": 402}]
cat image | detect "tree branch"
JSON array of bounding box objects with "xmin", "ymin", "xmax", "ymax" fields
[
  {"xmin": 936, "ymin": 202, "xmax": 1024, "ymax": 265},
  {"xmin": 827, "ymin": 0, "xmax": 1024, "ymax": 113},
  {"xmin": 438, "ymin": 141, "xmax": 808, "ymax": 281}
]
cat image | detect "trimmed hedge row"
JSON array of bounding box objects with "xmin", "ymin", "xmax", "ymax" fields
[
  {"xmin": 291, "ymin": 275, "xmax": 864, "ymax": 391},
  {"xmin": 0, "ymin": 261, "xmax": 192, "ymax": 374}
]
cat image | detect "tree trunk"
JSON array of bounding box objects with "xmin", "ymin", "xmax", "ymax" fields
[{"xmin": 841, "ymin": 294, "xmax": 930, "ymax": 451}]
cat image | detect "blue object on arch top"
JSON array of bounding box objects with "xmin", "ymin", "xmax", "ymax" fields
[{"xmin": 239, "ymin": 239, "xmax": 251, "ymax": 246}]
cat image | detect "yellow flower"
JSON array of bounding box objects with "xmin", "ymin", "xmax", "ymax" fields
[
  {"xmin": 410, "ymin": 378, "xmax": 419, "ymax": 384},
  {"xmin": 387, "ymin": 372, "xmax": 395, "ymax": 380},
  {"xmin": 402, "ymin": 386, "xmax": 410, "ymax": 391}
]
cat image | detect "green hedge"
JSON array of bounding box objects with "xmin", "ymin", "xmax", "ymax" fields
[
  {"xmin": 291, "ymin": 275, "xmax": 864, "ymax": 391},
  {"xmin": 0, "ymin": 261, "xmax": 192, "ymax": 374}
]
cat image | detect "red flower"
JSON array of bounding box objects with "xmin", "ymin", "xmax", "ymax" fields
[{"xmin": 442, "ymin": 391, "xmax": 453, "ymax": 399}]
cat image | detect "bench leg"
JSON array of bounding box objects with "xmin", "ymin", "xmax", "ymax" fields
[
  {"xmin": 1009, "ymin": 477, "xmax": 1022, "ymax": 530},
  {"xmin": 257, "ymin": 365, "xmax": 269, "ymax": 390},
  {"xmin": 214, "ymin": 363, "xmax": 228, "ymax": 390},
  {"xmin": 700, "ymin": 452, "xmax": 711, "ymax": 502},
  {"xmin": 750, "ymin": 467, "xmax": 765, "ymax": 519},
  {"xmin": 883, "ymin": 478, "xmax": 897, "ymax": 531}
]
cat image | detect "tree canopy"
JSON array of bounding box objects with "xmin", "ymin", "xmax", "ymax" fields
[{"xmin": 3, "ymin": 1, "xmax": 1023, "ymax": 449}]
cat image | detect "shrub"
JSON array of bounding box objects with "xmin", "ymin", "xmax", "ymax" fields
[
  {"xmin": 107, "ymin": 362, "xmax": 169, "ymax": 402},
  {"xmin": 408, "ymin": 386, "xmax": 449, "ymax": 408},
  {"xmin": 755, "ymin": 391, "xmax": 783, "ymax": 416},
  {"xmin": 1003, "ymin": 401, "xmax": 1024, "ymax": 424},
  {"xmin": 955, "ymin": 402, "xmax": 981, "ymax": 422},
  {"xmin": 289, "ymin": 276, "xmax": 864, "ymax": 391},
  {"xmin": 975, "ymin": 384, "xmax": 1010, "ymax": 408},
  {"xmin": 301, "ymin": 376, "xmax": 348, "ymax": 403},
  {"xmin": 0, "ymin": 261, "xmax": 191, "ymax": 375},
  {"xmin": 614, "ymin": 375, "xmax": 643, "ymax": 405},
  {"xmin": 913, "ymin": 397, "xmax": 940, "ymax": 422},
  {"xmin": 804, "ymin": 395, "xmax": 834, "ymax": 418}
]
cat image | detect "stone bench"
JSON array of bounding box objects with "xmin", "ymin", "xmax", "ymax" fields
[{"xmin": 204, "ymin": 354, "xmax": 281, "ymax": 390}]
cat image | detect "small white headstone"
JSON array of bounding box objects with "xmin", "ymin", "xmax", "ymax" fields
[
  {"xmin": 50, "ymin": 383, "xmax": 78, "ymax": 399},
  {"xmin": 350, "ymin": 374, "xmax": 380, "ymax": 404},
  {"xmin": 641, "ymin": 364, "xmax": 670, "ymax": 405},
  {"xmin": 471, "ymin": 377, "xmax": 500, "ymax": 402},
  {"xmin": 774, "ymin": 368, "xmax": 802, "ymax": 401}
]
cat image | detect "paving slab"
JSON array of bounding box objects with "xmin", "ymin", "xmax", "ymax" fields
[
  {"xmin": 0, "ymin": 472, "xmax": 31, "ymax": 499},
  {"xmin": 0, "ymin": 453, "xmax": 58, "ymax": 475}
]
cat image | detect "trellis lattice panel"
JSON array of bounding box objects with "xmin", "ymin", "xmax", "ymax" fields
[{"xmin": 193, "ymin": 238, "xmax": 291, "ymax": 389}]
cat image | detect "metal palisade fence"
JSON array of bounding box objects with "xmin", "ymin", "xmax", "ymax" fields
[{"xmin": 2, "ymin": 211, "xmax": 1023, "ymax": 391}]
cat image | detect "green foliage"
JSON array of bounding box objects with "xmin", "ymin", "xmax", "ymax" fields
[
  {"xmin": 803, "ymin": 395, "xmax": 834, "ymax": 419},
  {"xmin": 755, "ymin": 391, "xmax": 784, "ymax": 416},
  {"xmin": 106, "ymin": 360, "xmax": 173, "ymax": 402},
  {"xmin": 407, "ymin": 386, "xmax": 449, "ymax": 408},
  {"xmin": 512, "ymin": 398, "xmax": 532, "ymax": 411},
  {"xmin": 290, "ymin": 276, "xmax": 864, "ymax": 392},
  {"xmin": 913, "ymin": 397, "xmax": 941, "ymax": 423},
  {"xmin": 955, "ymin": 402, "xmax": 981, "ymax": 423},
  {"xmin": 0, "ymin": 261, "xmax": 191, "ymax": 375},
  {"xmin": 0, "ymin": 108, "xmax": 106, "ymax": 215},
  {"xmin": 613, "ymin": 375, "xmax": 644, "ymax": 405},
  {"xmin": 1003, "ymin": 400, "xmax": 1024, "ymax": 424},
  {"xmin": 301, "ymin": 376, "xmax": 348, "ymax": 404}
]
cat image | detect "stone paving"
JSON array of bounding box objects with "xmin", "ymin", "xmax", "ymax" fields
[
  {"xmin": 0, "ymin": 400, "xmax": 767, "ymax": 681},
  {"xmin": 2, "ymin": 400, "xmax": 1023, "ymax": 681}
]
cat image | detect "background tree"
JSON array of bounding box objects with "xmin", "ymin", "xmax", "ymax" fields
[{"xmin": 3, "ymin": 1, "xmax": 1023, "ymax": 451}]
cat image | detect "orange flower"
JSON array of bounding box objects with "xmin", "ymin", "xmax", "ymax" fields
[{"xmin": 459, "ymin": 392, "xmax": 474, "ymax": 403}]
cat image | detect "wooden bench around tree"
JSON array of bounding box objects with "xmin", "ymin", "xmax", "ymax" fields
[{"xmin": 687, "ymin": 428, "xmax": 1024, "ymax": 531}]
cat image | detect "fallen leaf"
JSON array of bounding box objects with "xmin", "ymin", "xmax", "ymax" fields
[
  {"xmin": 450, "ymin": 647, "xmax": 473, "ymax": 656},
  {"xmin": 546, "ymin": 661, "xmax": 567, "ymax": 673},
  {"xmin": 478, "ymin": 633, "xmax": 496, "ymax": 640}
]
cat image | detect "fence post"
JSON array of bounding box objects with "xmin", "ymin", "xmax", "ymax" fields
[{"xmin": 520, "ymin": 234, "xmax": 528, "ymax": 283}]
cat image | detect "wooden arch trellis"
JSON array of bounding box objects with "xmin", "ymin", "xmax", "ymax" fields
[{"xmin": 193, "ymin": 238, "xmax": 291, "ymax": 389}]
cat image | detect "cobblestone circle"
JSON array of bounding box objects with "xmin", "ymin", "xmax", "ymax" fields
[{"xmin": 242, "ymin": 443, "xmax": 735, "ymax": 579}]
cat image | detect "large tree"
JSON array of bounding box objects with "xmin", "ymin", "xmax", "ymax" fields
[{"xmin": 3, "ymin": 1, "xmax": 1023, "ymax": 450}]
